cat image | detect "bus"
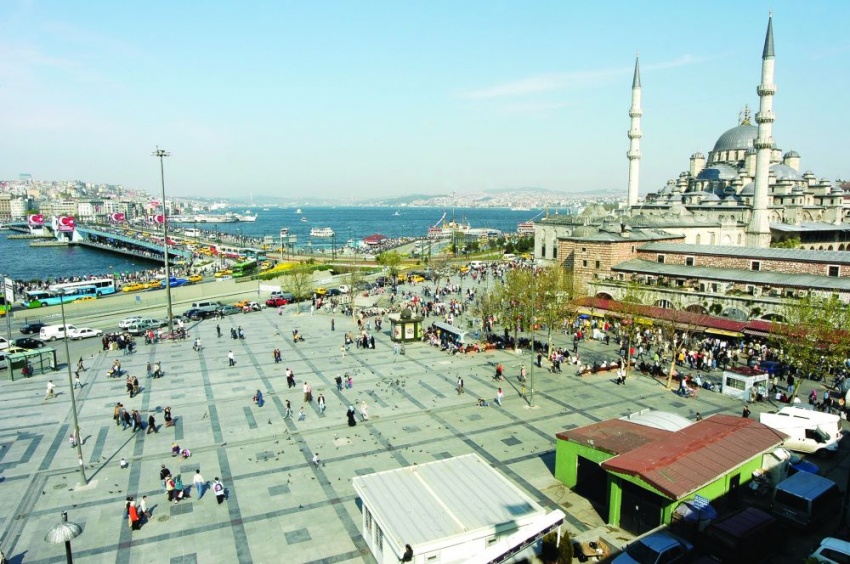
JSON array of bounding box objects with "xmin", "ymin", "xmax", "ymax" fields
[
  {"xmin": 63, "ymin": 285, "xmax": 99, "ymax": 300},
  {"xmin": 241, "ymin": 248, "xmax": 268, "ymax": 261},
  {"xmin": 0, "ymin": 296, "xmax": 6, "ymax": 317},
  {"xmin": 21, "ymin": 290, "xmax": 78, "ymax": 308},
  {"xmin": 231, "ymin": 259, "xmax": 258, "ymax": 278},
  {"xmin": 49, "ymin": 277, "xmax": 116, "ymax": 297}
]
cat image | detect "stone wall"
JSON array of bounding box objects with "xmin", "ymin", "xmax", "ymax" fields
[{"xmin": 637, "ymin": 249, "xmax": 848, "ymax": 277}]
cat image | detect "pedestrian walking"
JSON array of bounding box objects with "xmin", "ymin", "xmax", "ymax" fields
[
  {"xmin": 139, "ymin": 496, "xmax": 149, "ymax": 521},
  {"xmin": 335, "ymin": 375, "xmax": 343, "ymax": 391},
  {"xmin": 193, "ymin": 470, "xmax": 206, "ymax": 499},
  {"xmin": 457, "ymin": 376, "xmax": 464, "ymax": 395},
  {"xmin": 312, "ymin": 452, "xmax": 320, "ymax": 467},
  {"xmin": 214, "ymin": 478, "xmax": 226, "ymax": 504},
  {"xmin": 520, "ymin": 364, "xmax": 527, "ymax": 383},
  {"xmin": 77, "ymin": 357, "xmax": 85, "ymax": 371},
  {"xmin": 128, "ymin": 501, "xmax": 141, "ymax": 530},
  {"xmin": 147, "ymin": 413, "xmax": 158, "ymax": 434},
  {"xmin": 303, "ymin": 382, "xmax": 312, "ymax": 402},
  {"xmin": 74, "ymin": 373, "xmax": 82, "ymax": 389},
  {"xmin": 284, "ymin": 399, "xmax": 292, "ymax": 418},
  {"xmin": 742, "ymin": 404, "xmax": 751, "ymax": 418},
  {"xmin": 331, "ymin": 318, "xmax": 335, "ymax": 331},
  {"xmin": 228, "ymin": 350, "xmax": 235, "ymax": 366},
  {"xmin": 44, "ymin": 380, "xmax": 56, "ymax": 400},
  {"xmin": 297, "ymin": 407, "xmax": 306, "ymax": 421},
  {"xmin": 216, "ymin": 324, "xmax": 222, "ymax": 338},
  {"xmin": 69, "ymin": 432, "xmax": 76, "ymax": 448},
  {"xmin": 360, "ymin": 400, "xmax": 369, "ymax": 421},
  {"xmin": 318, "ymin": 394, "xmax": 326, "ymax": 413},
  {"xmin": 146, "ymin": 362, "xmax": 152, "ymax": 378},
  {"xmin": 496, "ymin": 388, "xmax": 503, "ymax": 406},
  {"xmin": 114, "ymin": 402, "xmax": 123, "ymax": 426}
]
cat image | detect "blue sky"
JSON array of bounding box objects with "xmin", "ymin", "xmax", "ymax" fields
[{"xmin": 0, "ymin": 1, "xmax": 847, "ymax": 200}]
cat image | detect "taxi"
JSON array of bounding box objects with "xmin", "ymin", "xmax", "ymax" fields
[
  {"xmin": 214, "ymin": 269, "xmax": 233, "ymax": 278},
  {"xmin": 314, "ymin": 287, "xmax": 327, "ymax": 296},
  {"xmin": 121, "ymin": 283, "xmax": 145, "ymax": 293},
  {"xmin": 233, "ymin": 300, "xmax": 251, "ymax": 309},
  {"xmin": 188, "ymin": 274, "xmax": 203, "ymax": 284},
  {"xmin": 409, "ymin": 274, "xmax": 425, "ymax": 283}
]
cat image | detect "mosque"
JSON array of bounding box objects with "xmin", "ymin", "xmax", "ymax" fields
[{"xmin": 534, "ymin": 14, "xmax": 849, "ymax": 263}]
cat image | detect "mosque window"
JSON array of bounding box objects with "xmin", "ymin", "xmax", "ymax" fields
[
  {"xmin": 751, "ymin": 261, "xmax": 761, "ymax": 271},
  {"xmin": 657, "ymin": 255, "xmax": 665, "ymax": 264},
  {"xmin": 553, "ymin": 247, "xmax": 557, "ymax": 259},
  {"xmin": 828, "ymin": 265, "xmax": 840, "ymax": 277},
  {"xmin": 686, "ymin": 257, "xmax": 695, "ymax": 266},
  {"xmin": 595, "ymin": 260, "xmax": 601, "ymax": 269},
  {"xmin": 582, "ymin": 260, "xmax": 588, "ymax": 268}
]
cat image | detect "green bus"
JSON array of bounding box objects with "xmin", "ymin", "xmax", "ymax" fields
[{"xmin": 231, "ymin": 259, "xmax": 258, "ymax": 278}]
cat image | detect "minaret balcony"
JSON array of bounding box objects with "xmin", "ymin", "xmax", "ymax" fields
[
  {"xmin": 757, "ymin": 83, "xmax": 777, "ymax": 96},
  {"xmin": 629, "ymin": 108, "xmax": 642, "ymax": 117},
  {"xmin": 754, "ymin": 137, "xmax": 775, "ymax": 149},
  {"xmin": 628, "ymin": 129, "xmax": 643, "ymax": 139},
  {"xmin": 755, "ymin": 110, "xmax": 775, "ymax": 123},
  {"xmin": 627, "ymin": 149, "xmax": 642, "ymax": 159}
]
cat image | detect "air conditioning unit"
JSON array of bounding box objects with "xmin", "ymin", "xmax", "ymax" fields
[
  {"xmin": 751, "ymin": 287, "xmax": 762, "ymax": 297},
  {"xmin": 798, "ymin": 290, "xmax": 809, "ymax": 298}
]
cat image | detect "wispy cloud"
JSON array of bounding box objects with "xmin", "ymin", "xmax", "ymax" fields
[{"xmin": 457, "ymin": 55, "xmax": 702, "ymax": 100}]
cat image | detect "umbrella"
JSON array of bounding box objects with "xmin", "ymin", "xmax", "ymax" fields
[
  {"xmin": 45, "ymin": 512, "xmax": 82, "ymax": 564},
  {"xmin": 674, "ymin": 500, "xmax": 718, "ymax": 522}
]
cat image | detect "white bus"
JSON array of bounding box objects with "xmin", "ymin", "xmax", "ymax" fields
[{"xmin": 49, "ymin": 277, "xmax": 116, "ymax": 297}]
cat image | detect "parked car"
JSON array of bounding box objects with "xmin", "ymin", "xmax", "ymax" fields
[
  {"xmin": 0, "ymin": 346, "xmax": 28, "ymax": 369},
  {"xmin": 12, "ymin": 337, "xmax": 45, "ymax": 349},
  {"xmin": 119, "ymin": 316, "xmax": 144, "ymax": 330},
  {"xmin": 338, "ymin": 285, "xmax": 350, "ymax": 294},
  {"xmin": 613, "ymin": 532, "xmax": 693, "ymax": 564},
  {"xmin": 0, "ymin": 336, "xmax": 8, "ymax": 350},
  {"xmin": 266, "ymin": 297, "xmax": 291, "ymax": 307},
  {"xmin": 244, "ymin": 302, "xmax": 265, "ymax": 311},
  {"xmin": 270, "ymin": 291, "xmax": 295, "ymax": 301},
  {"xmin": 69, "ymin": 327, "xmax": 104, "ymax": 340},
  {"xmin": 314, "ymin": 287, "xmax": 328, "ymax": 296},
  {"xmin": 375, "ymin": 276, "xmax": 388, "ymax": 287},
  {"xmin": 810, "ymin": 537, "xmax": 850, "ymax": 563},
  {"xmin": 20, "ymin": 321, "xmax": 46, "ymax": 335},
  {"xmin": 217, "ymin": 305, "xmax": 242, "ymax": 316},
  {"xmin": 181, "ymin": 308, "xmax": 214, "ymax": 321},
  {"xmin": 326, "ymin": 288, "xmax": 342, "ymax": 297},
  {"xmin": 125, "ymin": 319, "xmax": 166, "ymax": 335}
]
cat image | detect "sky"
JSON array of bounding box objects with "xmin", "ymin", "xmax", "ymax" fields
[{"xmin": 0, "ymin": 1, "xmax": 848, "ymax": 200}]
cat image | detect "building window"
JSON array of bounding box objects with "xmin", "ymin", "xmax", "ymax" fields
[
  {"xmin": 685, "ymin": 256, "xmax": 695, "ymax": 266},
  {"xmin": 541, "ymin": 244, "xmax": 546, "ymax": 257},
  {"xmin": 595, "ymin": 260, "xmax": 601, "ymax": 269},
  {"xmin": 828, "ymin": 265, "xmax": 840, "ymax": 277},
  {"xmin": 553, "ymin": 247, "xmax": 557, "ymax": 259},
  {"xmin": 582, "ymin": 260, "xmax": 588, "ymax": 268},
  {"xmin": 581, "ymin": 247, "xmax": 587, "ymax": 252},
  {"xmin": 631, "ymin": 245, "xmax": 636, "ymax": 253},
  {"xmin": 365, "ymin": 509, "xmax": 372, "ymax": 533},
  {"xmin": 657, "ymin": 255, "xmax": 665, "ymax": 264},
  {"xmin": 376, "ymin": 527, "xmax": 383, "ymax": 551},
  {"xmin": 751, "ymin": 261, "xmax": 761, "ymax": 271}
]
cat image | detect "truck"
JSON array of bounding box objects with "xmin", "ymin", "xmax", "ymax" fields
[{"xmin": 759, "ymin": 406, "xmax": 842, "ymax": 456}]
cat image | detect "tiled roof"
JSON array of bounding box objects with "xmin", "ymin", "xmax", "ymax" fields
[
  {"xmin": 640, "ymin": 242, "xmax": 850, "ymax": 264},
  {"xmin": 556, "ymin": 419, "xmax": 671, "ymax": 456},
  {"xmin": 601, "ymin": 415, "xmax": 786, "ymax": 500}
]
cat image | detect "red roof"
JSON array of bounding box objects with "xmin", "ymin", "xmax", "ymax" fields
[
  {"xmin": 557, "ymin": 419, "xmax": 671, "ymax": 456},
  {"xmin": 600, "ymin": 414, "xmax": 786, "ymax": 500},
  {"xmin": 363, "ymin": 233, "xmax": 388, "ymax": 245}
]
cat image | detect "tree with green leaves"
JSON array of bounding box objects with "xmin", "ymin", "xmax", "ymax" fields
[
  {"xmin": 491, "ymin": 268, "xmax": 532, "ymax": 351},
  {"xmin": 618, "ymin": 281, "xmax": 649, "ymax": 379},
  {"xmin": 376, "ymin": 250, "xmax": 402, "ymax": 286},
  {"xmin": 283, "ymin": 263, "xmax": 313, "ymax": 315},
  {"xmin": 533, "ymin": 266, "xmax": 579, "ymax": 354},
  {"xmin": 772, "ymin": 293, "xmax": 850, "ymax": 396}
]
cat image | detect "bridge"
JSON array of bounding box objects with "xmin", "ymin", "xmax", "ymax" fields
[{"xmin": 73, "ymin": 225, "xmax": 192, "ymax": 265}]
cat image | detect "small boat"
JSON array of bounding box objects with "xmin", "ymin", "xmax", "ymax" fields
[
  {"xmin": 295, "ymin": 208, "xmax": 302, "ymax": 214},
  {"xmin": 301, "ymin": 217, "xmax": 308, "ymax": 222},
  {"xmin": 262, "ymin": 208, "xmax": 270, "ymax": 211},
  {"xmin": 393, "ymin": 210, "xmax": 400, "ymax": 216},
  {"xmin": 310, "ymin": 227, "xmax": 335, "ymax": 238}
]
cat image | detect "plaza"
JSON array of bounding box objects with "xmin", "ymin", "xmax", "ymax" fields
[{"xmin": 0, "ymin": 279, "xmax": 842, "ymax": 563}]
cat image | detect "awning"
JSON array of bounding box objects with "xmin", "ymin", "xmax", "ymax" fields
[
  {"xmin": 705, "ymin": 328, "xmax": 744, "ymax": 338},
  {"xmin": 743, "ymin": 329, "xmax": 771, "ymax": 338}
]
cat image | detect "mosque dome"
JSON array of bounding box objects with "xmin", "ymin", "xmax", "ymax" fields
[
  {"xmin": 784, "ymin": 150, "xmax": 800, "ymax": 158},
  {"xmin": 770, "ymin": 163, "xmax": 803, "ymax": 181},
  {"xmin": 579, "ymin": 203, "xmax": 608, "ymax": 218},
  {"xmin": 702, "ymin": 193, "xmax": 722, "ymax": 203},
  {"xmin": 712, "ymin": 123, "xmax": 758, "ymax": 152},
  {"xmin": 572, "ymin": 225, "xmax": 598, "ymax": 237},
  {"xmin": 791, "ymin": 184, "xmax": 805, "ymax": 194},
  {"xmin": 697, "ymin": 163, "xmax": 739, "ymax": 181},
  {"xmin": 831, "ymin": 184, "xmax": 844, "ymax": 194},
  {"xmin": 740, "ymin": 182, "xmax": 755, "ymax": 196}
]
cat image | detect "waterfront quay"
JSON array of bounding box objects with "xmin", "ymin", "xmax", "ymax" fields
[{"xmin": 0, "ymin": 278, "xmax": 845, "ymax": 563}]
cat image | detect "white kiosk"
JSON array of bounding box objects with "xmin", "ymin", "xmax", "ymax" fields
[{"xmin": 721, "ymin": 367, "xmax": 769, "ymax": 401}]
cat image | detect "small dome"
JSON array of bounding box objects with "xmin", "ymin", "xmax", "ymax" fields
[
  {"xmin": 572, "ymin": 225, "xmax": 598, "ymax": 237},
  {"xmin": 712, "ymin": 123, "xmax": 758, "ymax": 152},
  {"xmin": 831, "ymin": 184, "xmax": 844, "ymax": 194},
  {"xmin": 770, "ymin": 163, "xmax": 803, "ymax": 181},
  {"xmin": 740, "ymin": 182, "xmax": 755, "ymax": 196},
  {"xmin": 803, "ymin": 171, "xmax": 816, "ymax": 178},
  {"xmin": 579, "ymin": 203, "xmax": 607, "ymax": 218},
  {"xmin": 702, "ymin": 193, "xmax": 721, "ymax": 202},
  {"xmin": 697, "ymin": 163, "xmax": 739, "ymax": 181},
  {"xmin": 791, "ymin": 184, "xmax": 805, "ymax": 194},
  {"xmin": 784, "ymin": 150, "xmax": 800, "ymax": 158}
]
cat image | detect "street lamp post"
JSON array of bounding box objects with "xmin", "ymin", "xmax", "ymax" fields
[
  {"xmin": 59, "ymin": 297, "xmax": 87, "ymax": 485},
  {"xmin": 152, "ymin": 147, "xmax": 174, "ymax": 334},
  {"xmin": 529, "ymin": 267, "xmax": 535, "ymax": 407}
]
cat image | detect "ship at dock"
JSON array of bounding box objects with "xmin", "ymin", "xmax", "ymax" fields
[
  {"xmin": 169, "ymin": 212, "xmax": 256, "ymax": 224},
  {"xmin": 310, "ymin": 227, "xmax": 335, "ymax": 238}
]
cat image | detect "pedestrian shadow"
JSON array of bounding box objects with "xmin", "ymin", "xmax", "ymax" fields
[{"xmin": 87, "ymin": 432, "xmax": 142, "ymax": 481}]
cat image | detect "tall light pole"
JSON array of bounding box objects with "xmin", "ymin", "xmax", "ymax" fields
[
  {"xmin": 59, "ymin": 297, "xmax": 87, "ymax": 485},
  {"xmin": 153, "ymin": 147, "xmax": 174, "ymax": 334},
  {"xmin": 529, "ymin": 266, "xmax": 535, "ymax": 408}
]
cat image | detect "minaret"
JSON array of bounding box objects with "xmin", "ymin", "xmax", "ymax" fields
[
  {"xmin": 626, "ymin": 55, "xmax": 642, "ymax": 208},
  {"xmin": 746, "ymin": 14, "xmax": 776, "ymax": 247}
]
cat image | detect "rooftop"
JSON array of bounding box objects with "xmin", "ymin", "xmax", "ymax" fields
[{"xmin": 640, "ymin": 242, "xmax": 850, "ymax": 264}]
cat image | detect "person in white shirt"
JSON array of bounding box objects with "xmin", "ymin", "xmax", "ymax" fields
[
  {"xmin": 193, "ymin": 470, "xmax": 206, "ymax": 498},
  {"xmin": 44, "ymin": 380, "xmax": 56, "ymax": 400}
]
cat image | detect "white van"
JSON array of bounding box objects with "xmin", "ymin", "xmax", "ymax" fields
[
  {"xmin": 39, "ymin": 324, "xmax": 77, "ymax": 341},
  {"xmin": 759, "ymin": 406, "xmax": 842, "ymax": 455}
]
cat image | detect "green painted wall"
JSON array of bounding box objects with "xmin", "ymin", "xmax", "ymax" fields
[{"xmin": 555, "ymin": 438, "xmax": 616, "ymax": 487}]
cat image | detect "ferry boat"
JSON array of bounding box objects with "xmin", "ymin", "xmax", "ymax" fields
[
  {"xmin": 517, "ymin": 221, "xmax": 535, "ymax": 235},
  {"xmin": 170, "ymin": 214, "xmax": 238, "ymax": 224},
  {"xmin": 295, "ymin": 208, "xmax": 302, "ymax": 214},
  {"xmin": 427, "ymin": 212, "xmax": 471, "ymax": 238},
  {"xmin": 310, "ymin": 227, "xmax": 335, "ymax": 238},
  {"xmin": 235, "ymin": 213, "xmax": 257, "ymax": 222}
]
